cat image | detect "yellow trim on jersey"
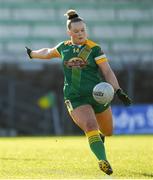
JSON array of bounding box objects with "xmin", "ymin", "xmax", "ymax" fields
[
  {"xmin": 65, "ymin": 100, "xmax": 74, "ymax": 113},
  {"xmin": 53, "ymin": 48, "xmax": 61, "ymax": 58},
  {"xmin": 95, "ymin": 54, "xmax": 106, "ymax": 61},
  {"xmin": 61, "ymin": 39, "xmax": 98, "ymax": 48},
  {"xmin": 86, "ymin": 39, "xmax": 98, "ymax": 48},
  {"xmin": 96, "ymin": 57, "xmax": 108, "ymax": 64}
]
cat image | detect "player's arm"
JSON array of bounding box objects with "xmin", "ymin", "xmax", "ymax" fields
[
  {"xmin": 98, "ymin": 61, "xmax": 120, "ymax": 91},
  {"xmin": 98, "ymin": 60, "xmax": 132, "ymax": 106},
  {"xmin": 25, "ymin": 47, "xmax": 60, "ymax": 59}
]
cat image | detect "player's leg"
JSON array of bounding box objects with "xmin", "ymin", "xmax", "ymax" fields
[
  {"xmin": 95, "ymin": 106, "xmax": 113, "ymax": 174},
  {"xmin": 69, "ymin": 104, "xmax": 113, "ymax": 175},
  {"xmin": 95, "ymin": 106, "xmax": 113, "ymax": 143},
  {"xmin": 96, "ymin": 106, "xmax": 113, "ymax": 137}
]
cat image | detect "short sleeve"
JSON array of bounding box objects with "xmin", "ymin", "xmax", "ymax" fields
[
  {"xmin": 93, "ymin": 46, "xmax": 108, "ymax": 64},
  {"xmin": 54, "ymin": 42, "xmax": 64, "ymax": 56}
]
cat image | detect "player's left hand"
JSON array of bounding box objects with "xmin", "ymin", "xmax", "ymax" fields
[
  {"xmin": 116, "ymin": 89, "xmax": 132, "ymax": 106},
  {"xmin": 25, "ymin": 47, "xmax": 32, "ymax": 59}
]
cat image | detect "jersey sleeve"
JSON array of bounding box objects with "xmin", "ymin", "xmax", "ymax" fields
[
  {"xmin": 93, "ymin": 46, "xmax": 108, "ymax": 65},
  {"xmin": 54, "ymin": 42, "xmax": 64, "ymax": 57}
]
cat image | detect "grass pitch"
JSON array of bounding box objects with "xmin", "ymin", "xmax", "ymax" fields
[{"xmin": 0, "ymin": 135, "xmax": 153, "ymax": 179}]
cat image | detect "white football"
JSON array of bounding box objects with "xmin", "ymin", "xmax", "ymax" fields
[{"xmin": 93, "ymin": 82, "xmax": 114, "ymax": 104}]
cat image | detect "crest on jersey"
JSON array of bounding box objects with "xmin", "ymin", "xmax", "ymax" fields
[{"xmin": 64, "ymin": 57, "xmax": 88, "ymax": 68}]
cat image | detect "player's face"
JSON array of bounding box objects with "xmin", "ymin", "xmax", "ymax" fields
[{"xmin": 67, "ymin": 21, "xmax": 87, "ymax": 45}]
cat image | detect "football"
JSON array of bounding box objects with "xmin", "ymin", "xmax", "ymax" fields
[{"xmin": 93, "ymin": 82, "xmax": 114, "ymax": 104}]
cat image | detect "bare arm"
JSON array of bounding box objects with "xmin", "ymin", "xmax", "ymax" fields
[
  {"xmin": 98, "ymin": 61, "xmax": 132, "ymax": 105},
  {"xmin": 30, "ymin": 48, "xmax": 60, "ymax": 59},
  {"xmin": 98, "ymin": 61, "xmax": 120, "ymax": 92}
]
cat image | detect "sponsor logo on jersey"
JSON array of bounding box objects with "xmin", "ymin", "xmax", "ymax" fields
[
  {"xmin": 63, "ymin": 49, "xmax": 70, "ymax": 53},
  {"xmin": 64, "ymin": 57, "xmax": 88, "ymax": 68}
]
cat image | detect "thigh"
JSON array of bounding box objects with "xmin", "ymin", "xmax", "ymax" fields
[
  {"xmin": 70, "ymin": 104, "xmax": 99, "ymax": 133},
  {"xmin": 96, "ymin": 107, "xmax": 113, "ymax": 136}
]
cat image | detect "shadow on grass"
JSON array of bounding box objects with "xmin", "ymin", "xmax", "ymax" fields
[
  {"xmin": 142, "ymin": 173, "xmax": 153, "ymax": 178},
  {"xmin": 132, "ymin": 171, "xmax": 153, "ymax": 178}
]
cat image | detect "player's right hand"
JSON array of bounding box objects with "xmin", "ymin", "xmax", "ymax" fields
[{"xmin": 25, "ymin": 47, "xmax": 32, "ymax": 59}]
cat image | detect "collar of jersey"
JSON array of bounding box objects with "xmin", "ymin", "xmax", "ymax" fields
[{"xmin": 70, "ymin": 39, "xmax": 87, "ymax": 46}]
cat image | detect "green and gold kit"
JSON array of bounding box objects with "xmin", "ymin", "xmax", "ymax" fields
[{"xmin": 55, "ymin": 39, "xmax": 109, "ymax": 113}]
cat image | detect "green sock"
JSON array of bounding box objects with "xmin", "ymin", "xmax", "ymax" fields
[{"xmin": 86, "ymin": 130, "xmax": 107, "ymax": 160}]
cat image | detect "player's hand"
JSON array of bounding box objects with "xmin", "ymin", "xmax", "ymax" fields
[
  {"xmin": 25, "ymin": 47, "xmax": 32, "ymax": 59},
  {"xmin": 116, "ymin": 89, "xmax": 132, "ymax": 106}
]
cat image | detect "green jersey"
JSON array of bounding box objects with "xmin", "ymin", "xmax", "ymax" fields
[{"xmin": 55, "ymin": 39, "xmax": 108, "ymax": 100}]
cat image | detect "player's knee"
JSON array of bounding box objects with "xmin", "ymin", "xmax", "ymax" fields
[{"xmin": 85, "ymin": 120, "xmax": 98, "ymax": 132}]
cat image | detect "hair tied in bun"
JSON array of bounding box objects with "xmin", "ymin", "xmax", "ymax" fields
[
  {"xmin": 64, "ymin": 9, "xmax": 79, "ymax": 20},
  {"xmin": 68, "ymin": 14, "xmax": 79, "ymax": 20}
]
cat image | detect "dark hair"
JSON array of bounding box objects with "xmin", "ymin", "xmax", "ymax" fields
[{"xmin": 64, "ymin": 9, "xmax": 84, "ymax": 29}]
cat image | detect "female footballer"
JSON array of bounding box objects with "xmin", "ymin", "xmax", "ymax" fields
[{"xmin": 26, "ymin": 9, "xmax": 131, "ymax": 175}]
